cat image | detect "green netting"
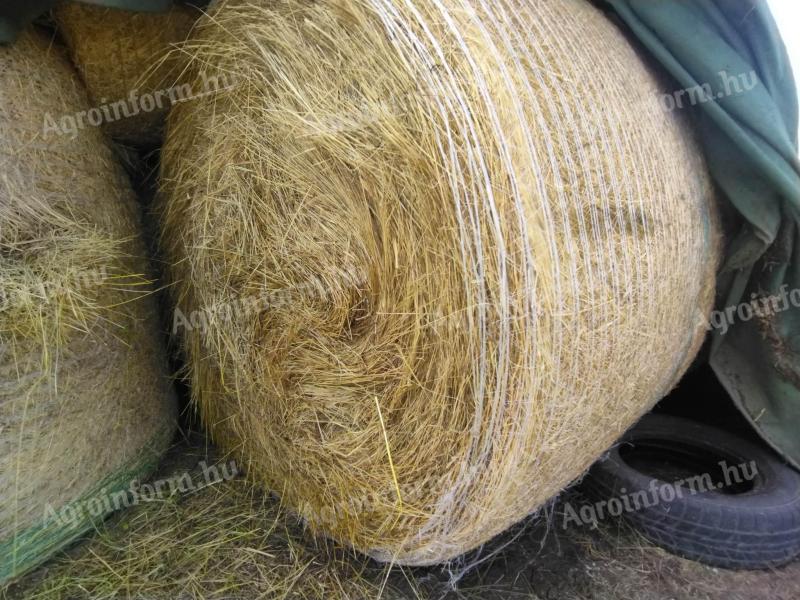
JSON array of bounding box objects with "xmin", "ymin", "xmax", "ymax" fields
[{"xmin": 0, "ymin": 426, "xmax": 174, "ymax": 585}]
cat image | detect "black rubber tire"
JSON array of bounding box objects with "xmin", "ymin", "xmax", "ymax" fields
[{"xmin": 583, "ymin": 414, "xmax": 800, "ymax": 569}]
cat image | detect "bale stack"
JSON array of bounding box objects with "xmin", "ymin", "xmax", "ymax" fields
[
  {"xmin": 54, "ymin": 2, "xmax": 198, "ymax": 146},
  {"xmin": 160, "ymin": 0, "xmax": 721, "ymax": 565},
  {"xmin": 0, "ymin": 30, "xmax": 177, "ymax": 583}
]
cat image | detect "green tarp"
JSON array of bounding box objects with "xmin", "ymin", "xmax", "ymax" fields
[{"xmin": 606, "ymin": 0, "xmax": 800, "ymax": 467}]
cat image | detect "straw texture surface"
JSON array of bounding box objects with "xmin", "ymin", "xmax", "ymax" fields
[
  {"xmin": 160, "ymin": 0, "xmax": 721, "ymax": 565},
  {"xmin": 0, "ymin": 30, "xmax": 176, "ymax": 583},
  {"xmin": 54, "ymin": 2, "xmax": 196, "ymax": 145}
]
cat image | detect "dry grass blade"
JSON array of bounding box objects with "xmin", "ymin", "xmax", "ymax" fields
[{"xmin": 8, "ymin": 451, "xmax": 413, "ymax": 600}]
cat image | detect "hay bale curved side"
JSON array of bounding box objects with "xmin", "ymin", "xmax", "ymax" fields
[
  {"xmin": 0, "ymin": 30, "xmax": 177, "ymax": 583},
  {"xmin": 160, "ymin": 0, "xmax": 721, "ymax": 565},
  {"xmin": 53, "ymin": 3, "xmax": 197, "ymax": 146}
]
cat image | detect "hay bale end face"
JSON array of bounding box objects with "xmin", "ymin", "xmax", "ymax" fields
[
  {"xmin": 160, "ymin": 0, "xmax": 721, "ymax": 565},
  {"xmin": 0, "ymin": 30, "xmax": 177, "ymax": 583},
  {"xmin": 54, "ymin": 2, "xmax": 197, "ymax": 146}
]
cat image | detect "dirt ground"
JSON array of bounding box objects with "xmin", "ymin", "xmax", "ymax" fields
[{"xmin": 416, "ymin": 488, "xmax": 800, "ymax": 600}]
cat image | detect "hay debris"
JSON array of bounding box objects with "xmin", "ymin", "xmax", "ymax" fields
[{"xmin": 7, "ymin": 449, "xmax": 411, "ymax": 600}]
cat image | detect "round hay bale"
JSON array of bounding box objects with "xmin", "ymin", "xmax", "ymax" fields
[
  {"xmin": 159, "ymin": 0, "xmax": 721, "ymax": 565},
  {"xmin": 0, "ymin": 30, "xmax": 177, "ymax": 583},
  {"xmin": 53, "ymin": 2, "xmax": 198, "ymax": 146}
]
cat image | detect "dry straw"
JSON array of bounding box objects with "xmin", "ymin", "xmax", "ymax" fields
[
  {"xmin": 10, "ymin": 451, "xmax": 413, "ymax": 600},
  {"xmin": 0, "ymin": 30, "xmax": 176, "ymax": 583},
  {"xmin": 54, "ymin": 2, "xmax": 198, "ymax": 145},
  {"xmin": 160, "ymin": 0, "xmax": 721, "ymax": 565}
]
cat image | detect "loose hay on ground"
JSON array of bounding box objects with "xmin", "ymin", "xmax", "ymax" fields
[{"xmin": 6, "ymin": 449, "xmax": 411, "ymax": 600}]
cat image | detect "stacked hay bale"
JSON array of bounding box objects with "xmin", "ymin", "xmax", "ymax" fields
[
  {"xmin": 160, "ymin": 0, "xmax": 721, "ymax": 565},
  {"xmin": 0, "ymin": 30, "xmax": 177, "ymax": 583},
  {"xmin": 54, "ymin": 2, "xmax": 198, "ymax": 145}
]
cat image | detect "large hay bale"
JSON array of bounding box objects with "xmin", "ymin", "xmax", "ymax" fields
[
  {"xmin": 160, "ymin": 0, "xmax": 721, "ymax": 565},
  {"xmin": 54, "ymin": 2, "xmax": 197, "ymax": 146},
  {"xmin": 0, "ymin": 30, "xmax": 177, "ymax": 583}
]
